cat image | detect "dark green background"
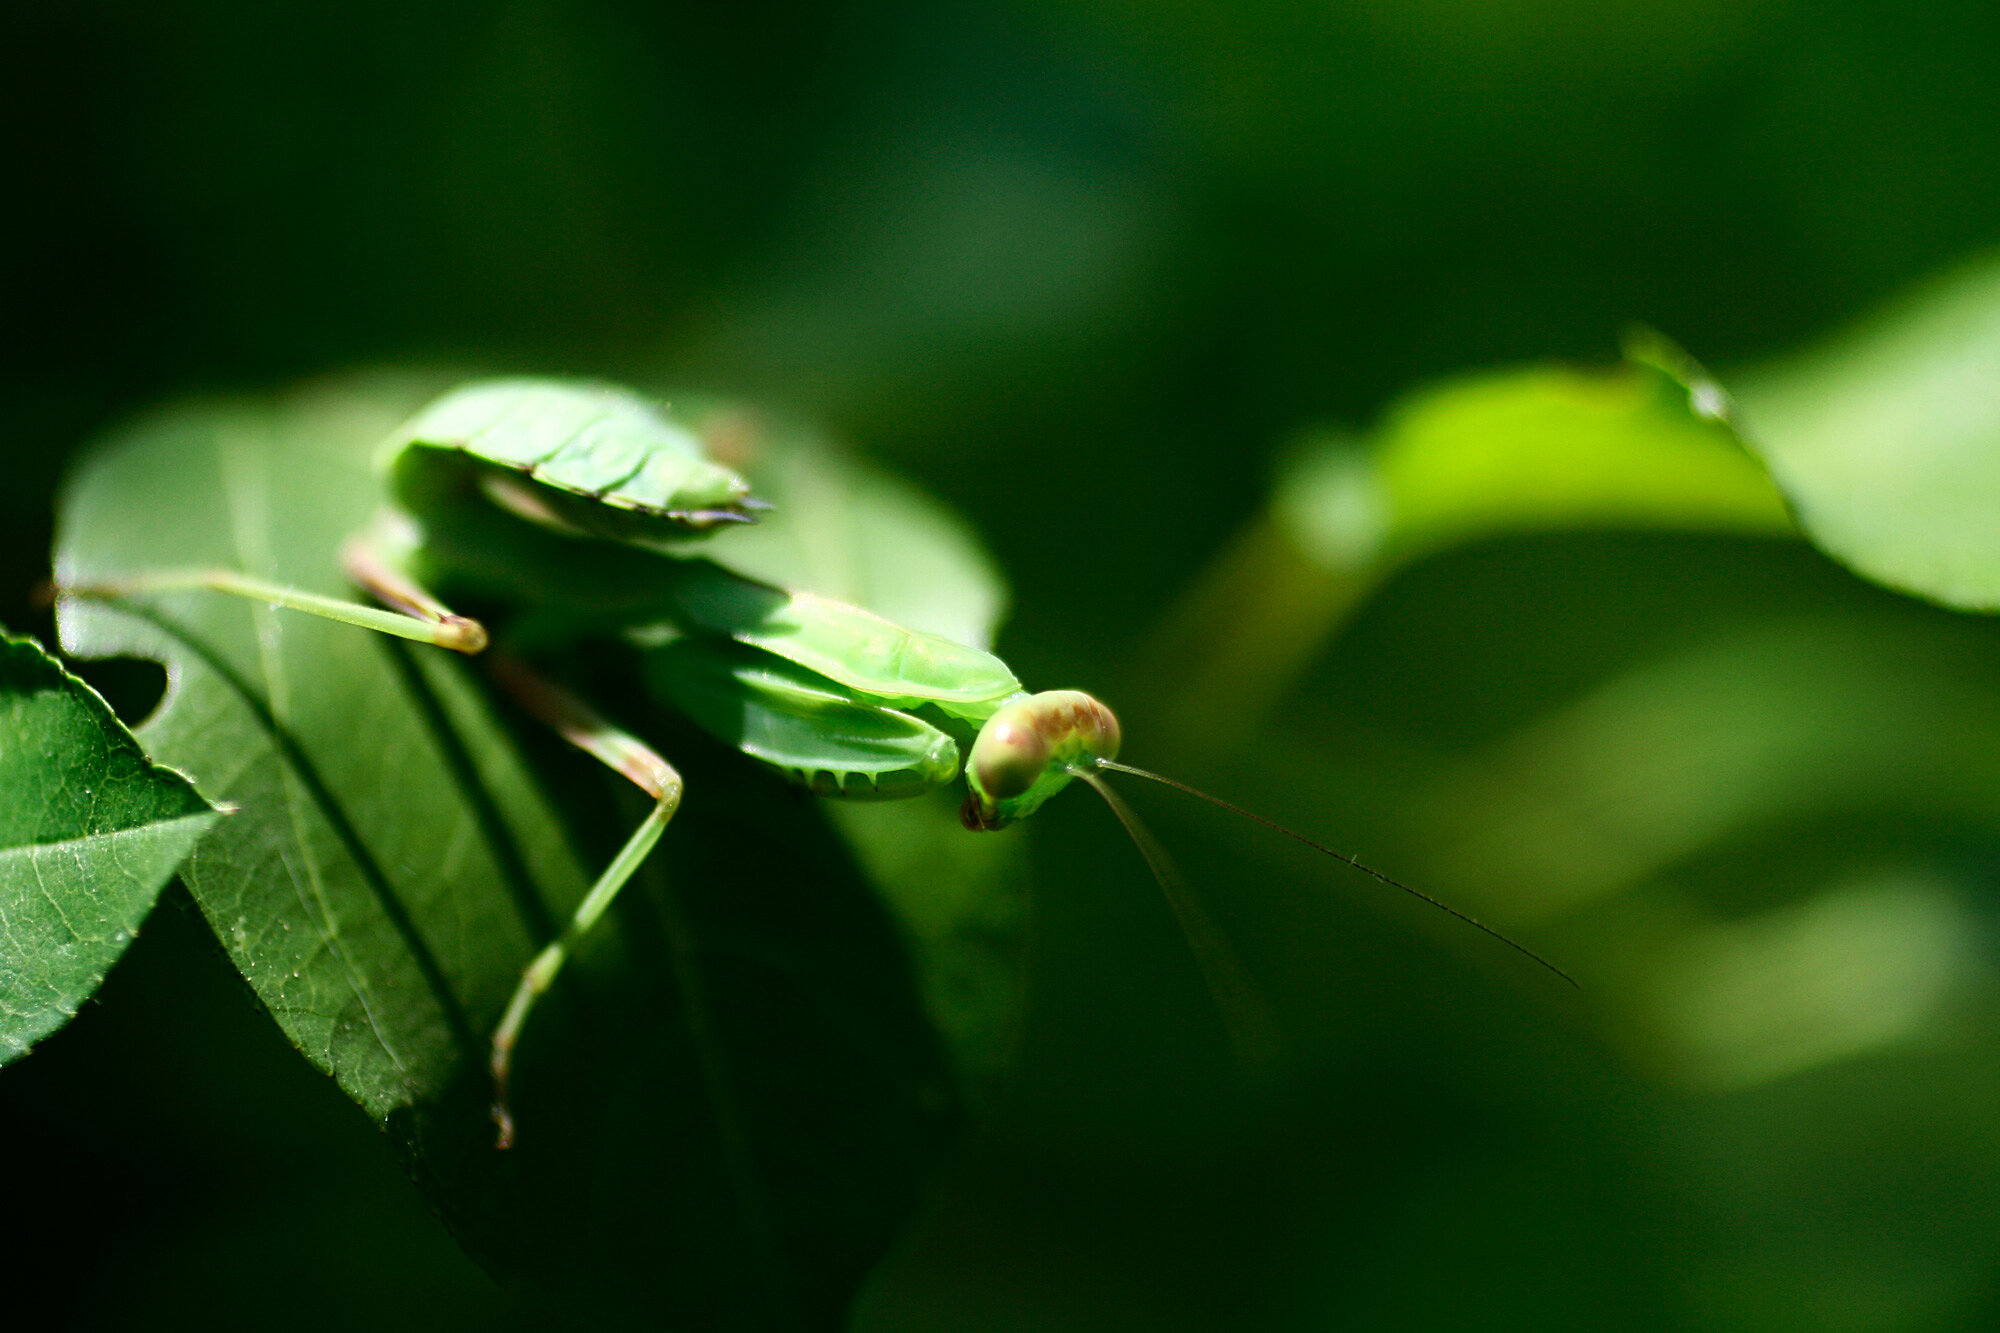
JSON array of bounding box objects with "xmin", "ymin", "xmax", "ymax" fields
[{"xmin": 7, "ymin": 1, "xmax": 2000, "ymax": 1327}]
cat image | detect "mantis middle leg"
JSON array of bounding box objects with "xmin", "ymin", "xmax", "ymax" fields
[{"xmin": 483, "ymin": 656, "xmax": 684, "ymax": 1149}]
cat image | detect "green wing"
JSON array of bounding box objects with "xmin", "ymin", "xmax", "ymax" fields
[
  {"xmin": 383, "ymin": 380, "xmax": 758, "ymax": 545},
  {"xmin": 645, "ymin": 637, "xmax": 964, "ymax": 798},
  {"xmin": 654, "ymin": 561, "xmax": 1023, "ymax": 721}
]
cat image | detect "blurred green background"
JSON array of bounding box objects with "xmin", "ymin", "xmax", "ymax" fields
[{"xmin": 7, "ymin": 1, "xmax": 2000, "ymax": 1328}]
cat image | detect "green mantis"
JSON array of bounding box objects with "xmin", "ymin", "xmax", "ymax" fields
[{"xmin": 66, "ymin": 378, "xmax": 1565, "ymax": 1145}]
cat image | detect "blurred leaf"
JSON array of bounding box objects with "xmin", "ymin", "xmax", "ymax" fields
[
  {"xmin": 54, "ymin": 378, "xmax": 963, "ymax": 1323},
  {"xmin": 1275, "ymin": 343, "xmax": 1792, "ymax": 573},
  {"xmin": 1402, "ymin": 616, "xmax": 2000, "ymax": 1087},
  {"xmin": 1411, "ymin": 617, "xmax": 2000, "ymax": 920},
  {"xmin": 1145, "ymin": 347, "xmax": 1794, "ymax": 742},
  {"xmin": 1737, "ymin": 252, "xmax": 2000, "ymax": 612},
  {"xmin": 0, "ymin": 631, "xmax": 218, "ymax": 1065},
  {"xmin": 1636, "ymin": 869, "xmax": 1970, "ymax": 1091}
]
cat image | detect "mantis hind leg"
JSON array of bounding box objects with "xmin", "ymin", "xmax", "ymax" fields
[{"xmin": 485, "ymin": 656, "xmax": 684, "ymax": 1149}]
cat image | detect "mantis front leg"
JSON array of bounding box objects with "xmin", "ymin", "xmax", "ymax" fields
[{"xmin": 485, "ymin": 656, "xmax": 684, "ymax": 1149}]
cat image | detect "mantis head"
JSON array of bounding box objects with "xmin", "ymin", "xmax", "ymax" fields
[{"xmin": 960, "ymin": 689, "xmax": 1121, "ymax": 831}]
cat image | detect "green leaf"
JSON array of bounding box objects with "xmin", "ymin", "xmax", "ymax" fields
[
  {"xmin": 678, "ymin": 398, "xmax": 1013, "ymax": 650},
  {"xmin": 54, "ymin": 377, "xmax": 965, "ymax": 1322},
  {"xmin": 1273, "ymin": 344, "xmax": 1794, "ymax": 574},
  {"xmin": 1400, "ymin": 615, "xmax": 2000, "ymax": 1090},
  {"xmin": 0, "ymin": 632, "xmax": 219, "ymax": 1064},
  {"xmin": 1735, "ymin": 253, "xmax": 2000, "ymax": 612},
  {"xmin": 1144, "ymin": 346, "xmax": 1795, "ymax": 743}
]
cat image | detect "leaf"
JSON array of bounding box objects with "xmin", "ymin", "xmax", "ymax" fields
[
  {"xmin": 0, "ymin": 631, "xmax": 219, "ymax": 1064},
  {"xmin": 1399, "ymin": 615, "xmax": 2000, "ymax": 1089},
  {"xmin": 1272, "ymin": 343, "xmax": 1794, "ymax": 575},
  {"xmin": 678, "ymin": 397, "xmax": 1013, "ymax": 649},
  {"xmin": 1143, "ymin": 346, "xmax": 1796, "ymax": 741},
  {"xmin": 1735, "ymin": 252, "xmax": 2000, "ymax": 612},
  {"xmin": 54, "ymin": 376, "xmax": 965, "ymax": 1324}
]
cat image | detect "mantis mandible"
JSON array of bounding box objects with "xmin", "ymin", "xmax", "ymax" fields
[{"xmin": 67, "ymin": 379, "xmax": 1568, "ymax": 1145}]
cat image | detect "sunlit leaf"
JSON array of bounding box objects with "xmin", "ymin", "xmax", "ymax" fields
[
  {"xmin": 0, "ymin": 631, "xmax": 219, "ymax": 1064},
  {"xmin": 681, "ymin": 397, "xmax": 1013, "ymax": 651},
  {"xmin": 1146, "ymin": 345, "xmax": 1794, "ymax": 740},
  {"xmin": 54, "ymin": 378, "xmax": 967, "ymax": 1322},
  {"xmin": 1274, "ymin": 343, "xmax": 1793, "ymax": 574},
  {"xmin": 1736, "ymin": 252, "xmax": 2000, "ymax": 612}
]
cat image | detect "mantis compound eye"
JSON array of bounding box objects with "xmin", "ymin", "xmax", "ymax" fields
[{"xmin": 969, "ymin": 713, "xmax": 1053, "ymax": 804}]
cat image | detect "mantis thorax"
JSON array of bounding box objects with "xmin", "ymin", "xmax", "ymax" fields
[{"xmin": 961, "ymin": 689, "xmax": 1120, "ymax": 830}]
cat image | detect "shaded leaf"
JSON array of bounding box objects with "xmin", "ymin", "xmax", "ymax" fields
[
  {"xmin": 1737, "ymin": 253, "xmax": 2000, "ymax": 612},
  {"xmin": 0, "ymin": 631, "xmax": 219, "ymax": 1064},
  {"xmin": 828, "ymin": 796, "xmax": 1025, "ymax": 1092},
  {"xmin": 1399, "ymin": 615, "xmax": 2000, "ymax": 1088},
  {"xmin": 55, "ymin": 377, "xmax": 966, "ymax": 1324}
]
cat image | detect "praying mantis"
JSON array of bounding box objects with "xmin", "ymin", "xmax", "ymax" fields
[{"xmin": 64, "ymin": 378, "xmax": 1566, "ymax": 1146}]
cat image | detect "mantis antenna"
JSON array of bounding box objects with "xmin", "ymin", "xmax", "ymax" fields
[
  {"xmin": 1075, "ymin": 768, "xmax": 1282, "ymax": 1066},
  {"xmin": 1087, "ymin": 758, "xmax": 1578, "ymax": 988}
]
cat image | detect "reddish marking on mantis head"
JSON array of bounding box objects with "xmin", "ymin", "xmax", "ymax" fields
[{"xmin": 960, "ymin": 689, "xmax": 1120, "ymax": 831}]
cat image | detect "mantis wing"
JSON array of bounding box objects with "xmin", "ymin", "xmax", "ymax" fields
[
  {"xmin": 644, "ymin": 638, "xmax": 964, "ymax": 798},
  {"xmin": 384, "ymin": 380, "xmax": 757, "ymax": 544},
  {"xmin": 650, "ymin": 559, "xmax": 1022, "ymax": 720}
]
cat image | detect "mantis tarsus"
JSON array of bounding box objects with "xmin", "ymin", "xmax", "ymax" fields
[{"xmin": 66, "ymin": 378, "xmax": 1569, "ymax": 1146}]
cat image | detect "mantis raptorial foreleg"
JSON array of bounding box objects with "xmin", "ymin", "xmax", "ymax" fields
[{"xmin": 483, "ymin": 656, "xmax": 684, "ymax": 1149}]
